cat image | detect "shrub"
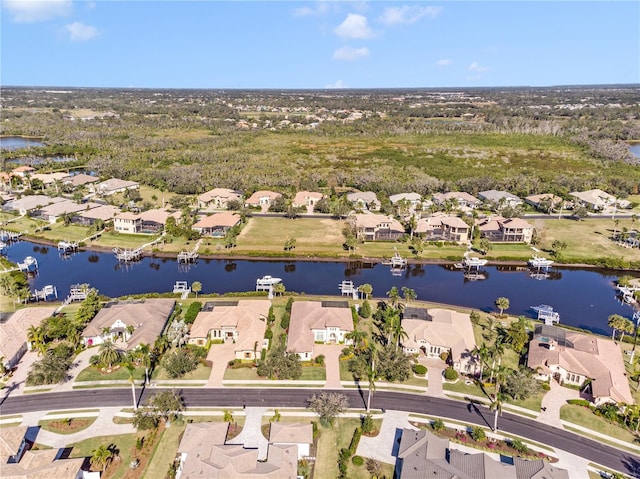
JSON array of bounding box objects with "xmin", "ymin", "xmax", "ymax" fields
[
  {"xmin": 510, "ymin": 438, "xmax": 528, "ymax": 454},
  {"xmin": 183, "ymin": 301, "xmax": 202, "ymax": 324},
  {"xmin": 280, "ymin": 312, "xmax": 290, "ymax": 330},
  {"xmin": 566, "ymin": 399, "xmax": 591, "ymax": 407},
  {"xmin": 439, "ymin": 351, "xmax": 450, "ymax": 362},
  {"xmin": 444, "ymin": 367, "xmax": 458, "ymax": 381},
  {"xmin": 359, "ymin": 300, "xmax": 371, "ymax": 319},
  {"xmin": 541, "ymin": 382, "xmax": 550, "ymax": 391},
  {"xmin": 432, "ymin": 418, "xmax": 445, "ymax": 431},
  {"xmin": 361, "ymin": 414, "xmax": 375, "ymax": 434},
  {"xmin": 413, "ymin": 364, "xmax": 427, "ymax": 376},
  {"xmin": 348, "ymin": 428, "xmax": 362, "ymax": 454},
  {"xmin": 352, "ymin": 455, "xmax": 364, "ymax": 466},
  {"xmin": 470, "ymin": 426, "xmax": 486, "ymax": 442},
  {"xmin": 285, "ymin": 297, "xmax": 294, "ymax": 313},
  {"xmin": 314, "ymin": 354, "xmax": 325, "ymax": 366}
]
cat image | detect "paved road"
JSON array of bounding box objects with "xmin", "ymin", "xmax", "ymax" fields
[{"xmin": 2, "ymin": 388, "xmax": 639, "ymax": 476}]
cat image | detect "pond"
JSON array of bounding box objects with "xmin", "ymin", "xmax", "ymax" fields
[{"xmin": 0, "ymin": 136, "xmax": 44, "ymax": 151}]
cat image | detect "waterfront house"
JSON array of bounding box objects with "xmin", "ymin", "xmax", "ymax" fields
[
  {"xmin": 72, "ymin": 204, "xmax": 121, "ymax": 226},
  {"xmin": 37, "ymin": 199, "xmax": 99, "ymax": 224},
  {"xmin": 2, "ymin": 195, "xmax": 64, "ymax": 216},
  {"xmin": 189, "ymin": 300, "xmax": 270, "ymax": 360},
  {"xmin": 477, "ymin": 216, "xmax": 534, "ymax": 243},
  {"xmin": 192, "ymin": 212, "xmax": 241, "ymax": 236},
  {"xmin": 0, "ymin": 307, "xmax": 57, "ymax": 371},
  {"xmin": 416, "ymin": 214, "xmax": 470, "ymax": 244},
  {"xmin": 245, "ymin": 190, "xmax": 282, "ymax": 208},
  {"xmin": 113, "ymin": 211, "xmax": 141, "ymax": 234},
  {"xmin": 175, "ymin": 422, "xmax": 298, "ymax": 479},
  {"xmin": 525, "ymin": 193, "xmax": 563, "ymax": 211},
  {"xmin": 1, "ymin": 425, "xmax": 90, "ymax": 479},
  {"xmin": 81, "ymin": 298, "xmax": 175, "ymax": 350},
  {"xmin": 91, "ymin": 178, "xmax": 140, "ymax": 196},
  {"xmin": 350, "ymin": 213, "xmax": 404, "ymax": 241},
  {"xmin": 346, "ymin": 191, "xmax": 381, "ymax": 211},
  {"xmin": 397, "ymin": 428, "xmax": 569, "ymax": 479},
  {"xmin": 432, "ymin": 191, "xmax": 481, "ymax": 210},
  {"xmin": 292, "ymin": 191, "xmax": 325, "ymax": 209},
  {"xmin": 401, "ymin": 307, "xmax": 478, "ymax": 375},
  {"xmin": 478, "ymin": 189, "xmax": 523, "ymax": 209},
  {"xmin": 569, "ymin": 189, "xmax": 616, "ymax": 211},
  {"xmin": 527, "ymin": 324, "xmax": 633, "ymax": 406},
  {"xmin": 197, "ymin": 187, "xmax": 243, "ymax": 210},
  {"xmin": 286, "ymin": 301, "xmax": 354, "ymax": 361},
  {"xmin": 61, "ymin": 173, "xmax": 100, "ymax": 189},
  {"xmin": 113, "ymin": 208, "xmax": 179, "ymax": 234}
]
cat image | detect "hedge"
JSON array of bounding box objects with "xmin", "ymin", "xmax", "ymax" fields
[{"xmin": 413, "ymin": 364, "xmax": 427, "ymax": 376}]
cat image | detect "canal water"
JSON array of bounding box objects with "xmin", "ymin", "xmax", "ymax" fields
[{"xmin": 5, "ymin": 241, "xmax": 637, "ymax": 336}]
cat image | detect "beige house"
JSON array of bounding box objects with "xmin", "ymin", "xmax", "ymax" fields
[
  {"xmin": 401, "ymin": 307, "xmax": 478, "ymax": 375},
  {"xmin": 0, "ymin": 306, "xmax": 57, "ymax": 370},
  {"xmin": 31, "ymin": 172, "xmax": 68, "ymax": 186},
  {"xmin": 293, "ymin": 191, "xmax": 325, "ymax": 208},
  {"xmin": 347, "ymin": 191, "xmax": 380, "ymax": 211},
  {"xmin": 478, "ymin": 189, "xmax": 522, "ymax": 209},
  {"xmin": 416, "ymin": 214, "xmax": 470, "ymax": 244},
  {"xmin": 114, "ymin": 208, "xmax": 179, "ymax": 234},
  {"xmin": 350, "ymin": 213, "xmax": 404, "ymax": 241},
  {"xmin": 91, "ymin": 178, "xmax": 139, "ymax": 196},
  {"xmin": 192, "ymin": 212, "xmax": 241, "ymax": 236},
  {"xmin": 175, "ymin": 422, "xmax": 298, "ymax": 479},
  {"xmin": 477, "ymin": 216, "xmax": 534, "ymax": 243},
  {"xmin": 73, "ymin": 204, "xmax": 121, "ymax": 225},
  {"xmin": 245, "ymin": 190, "xmax": 282, "ymax": 207},
  {"xmin": 82, "ymin": 299, "xmax": 175, "ymax": 350},
  {"xmin": 113, "ymin": 211, "xmax": 141, "ymax": 233},
  {"xmin": 570, "ymin": 188, "xmax": 616, "ymax": 211},
  {"xmin": 189, "ymin": 300, "xmax": 270, "ymax": 360},
  {"xmin": 525, "ymin": 193, "xmax": 563, "ymax": 211},
  {"xmin": 528, "ymin": 324, "xmax": 633, "ymax": 406},
  {"xmin": 287, "ymin": 301, "xmax": 354, "ymax": 361},
  {"xmin": 432, "ymin": 191, "xmax": 481, "ymax": 209},
  {"xmin": 269, "ymin": 422, "xmax": 313, "ymax": 460},
  {"xmin": 62, "ymin": 173, "xmax": 100, "ymax": 188},
  {"xmin": 37, "ymin": 199, "xmax": 99, "ymax": 224},
  {"xmin": 1, "ymin": 425, "xmax": 87, "ymax": 479},
  {"xmin": 11, "ymin": 166, "xmax": 35, "ymax": 178},
  {"xmin": 2, "ymin": 195, "xmax": 64, "ymax": 216},
  {"xmin": 197, "ymin": 188, "xmax": 243, "ymax": 210}
]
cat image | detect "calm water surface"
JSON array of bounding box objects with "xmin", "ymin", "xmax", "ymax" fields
[
  {"xmin": 0, "ymin": 137, "xmax": 44, "ymax": 150},
  {"xmin": 5, "ymin": 241, "xmax": 637, "ymax": 336}
]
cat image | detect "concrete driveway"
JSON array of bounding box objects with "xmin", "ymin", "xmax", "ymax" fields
[
  {"xmin": 313, "ymin": 344, "xmax": 343, "ymax": 389},
  {"xmin": 206, "ymin": 341, "xmax": 236, "ymax": 387}
]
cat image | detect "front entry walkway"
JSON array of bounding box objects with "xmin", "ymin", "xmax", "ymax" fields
[
  {"xmin": 356, "ymin": 410, "xmax": 416, "ymax": 464},
  {"xmin": 206, "ymin": 341, "xmax": 236, "ymax": 387},
  {"xmin": 536, "ymin": 379, "xmax": 580, "ymax": 428},
  {"xmin": 420, "ymin": 356, "xmax": 446, "ymax": 398},
  {"xmin": 313, "ymin": 344, "xmax": 342, "ymax": 389}
]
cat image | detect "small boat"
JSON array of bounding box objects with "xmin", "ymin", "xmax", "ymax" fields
[
  {"xmin": 528, "ymin": 256, "xmax": 554, "ymax": 268},
  {"xmin": 256, "ymin": 275, "xmax": 282, "ymax": 286},
  {"xmin": 463, "ymin": 256, "xmax": 488, "ymax": 268}
]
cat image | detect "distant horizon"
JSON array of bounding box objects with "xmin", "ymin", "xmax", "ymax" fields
[{"xmin": 2, "ymin": 1, "xmax": 637, "ymax": 89}]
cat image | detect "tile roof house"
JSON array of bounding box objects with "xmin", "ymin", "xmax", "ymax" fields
[
  {"xmin": 397, "ymin": 428, "xmax": 569, "ymax": 479},
  {"xmin": 432, "ymin": 192, "xmax": 481, "ymax": 209},
  {"xmin": 524, "ymin": 193, "xmax": 563, "ymax": 211},
  {"xmin": 269, "ymin": 422, "xmax": 313, "ymax": 460},
  {"xmin": 72, "ymin": 204, "xmax": 121, "ymax": 225},
  {"xmin": 113, "ymin": 208, "xmax": 180, "ymax": 234},
  {"xmin": 91, "ymin": 178, "xmax": 140, "ymax": 196},
  {"xmin": 62, "ymin": 173, "xmax": 100, "ymax": 188},
  {"xmin": 113, "ymin": 211, "xmax": 141, "ymax": 234},
  {"xmin": 287, "ymin": 301, "xmax": 354, "ymax": 361},
  {"xmin": 527, "ymin": 324, "xmax": 633, "ymax": 406},
  {"xmin": 478, "ymin": 190, "xmax": 523, "ymax": 209},
  {"xmin": 350, "ymin": 213, "xmax": 405, "ymax": 241},
  {"xmin": 401, "ymin": 307, "xmax": 478, "ymax": 375},
  {"xmin": 175, "ymin": 422, "xmax": 298, "ymax": 479},
  {"xmin": 569, "ymin": 189, "xmax": 616, "ymax": 211},
  {"xmin": 293, "ymin": 191, "xmax": 325, "ymax": 208},
  {"xmin": 245, "ymin": 190, "xmax": 282, "ymax": 207},
  {"xmin": 197, "ymin": 188, "xmax": 243, "ymax": 210},
  {"xmin": 2, "ymin": 195, "xmax": 65, "ymax": 216},
  {"xmin": 189, "ymin": 300, "xmax": 270, "ymax": 360},
  {"xmin": 1, "ymin": 425, "xmax": 87, "ymax": 479},
  {"xmin": 389, "ymin": 192, "xmax": 423, "ymax": 209},
  {"xmin": 347, "ymin": 191, "xmax": 381, "ymax": 211},
  {"xmin": 10, "ymin": 166, "xmax": 35, "ymax": 178},
  {"xmin": 416, "ymin": 214, "xmax": 471, "ymax": 244},
  {"xmin": 82, "ymin": 299, "xmax": 175, "ymax": 350},
  {"xmin": 37, "ymin": 199, "xmax": 100, "ymax": 224},
  {"xmin": 0, "ymin": 306, "xmax": 57, "ymax": 370},
  {"xmin": 31, "ymin": 172, "xmax": 68, "ymax": 186},
  {"xmin": 477, "ymin": 216, "xmax": 534, "ymax": 243},
  {"xmin": 192, "ymin": 212, "xmax": 241, "ymax": 236}
]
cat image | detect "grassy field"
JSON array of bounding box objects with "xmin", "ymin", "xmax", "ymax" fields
[{"xmin": 560, "ymin": 404, "xmax": 639, "ymax": 444}]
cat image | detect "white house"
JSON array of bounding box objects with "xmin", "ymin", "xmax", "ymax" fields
[
  {"xmin": 478, "ymin": 189, "xmax": 523, "ymax": 209},
  {"xmin": 346, "ymin": 191, "xmax": 381, "ymax": 211},
  {"xmin": 569, "ymin": 189, "xmax": 616, "ymax": 211}
]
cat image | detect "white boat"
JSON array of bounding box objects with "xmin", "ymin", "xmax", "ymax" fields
[
  {"xmin": 257, "ymin": 275, "xmax": 282, "ymax": 285},
  {"xmin": 463, "ymin": 256, "xmax": 488, "ymax": 268},
  {"xmin": 528, "ymin": 256, "xmax": 554, "ymax": 268}
]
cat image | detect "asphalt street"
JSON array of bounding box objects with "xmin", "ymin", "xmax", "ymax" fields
[{"xmin": 2, "ymin": 387, "xmax": 639, "ymax": 476}]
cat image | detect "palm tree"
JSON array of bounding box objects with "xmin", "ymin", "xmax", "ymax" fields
[
  {"xmin": 608, "ymin": 314, "xmax": 626, "ymax": 341},
  {"xmin": 99, "ymin": 341, "xmax": 120, "ymax": 369},
  {"xmin": 366, "ymin": 344, "xmax": 378, "ymax": 412},
  {"xmin": 124, "ymin": 362, "xmax": 138, "ymax": 410},
  {"xmin": 393, "ymin": 316, "xmax": 408, "ymax": 353},
  {"xmin": 345, "ymin": 328, "xmax": 367, "ymax": 353},
  {"xmin": 472, "ymin": 343, "xmax": 490, "ymax": 381},
  {"xmin": 27, "ymin": 325, "xmax": 46, "ymax": 355},
  {"xmin": 490, "ymin": 391, "xmax": 507, "ymax": 431},
  {"xmin": 272, "ymin": 282, "xmax": 286, "ymax": 297},
  {"xmin": 495, "ymin": 297, "xmax": 510, "ymax": 316},
  {"xmin": 136, "ymin": 343, "xmax": 152, "ymax": 385},
  {"xmin": 619, "ymin": 317, "xmax": 635, "ymax": 342},
  {"xmin": 386, "ymin": 286, "xmax": 400, "ymax": 308},
  {"xmin": 401, "ymin": 287, "xmax": 417, "ymax": 305},
  {"xmin": 488, "ymin": 338, "xmax": 506, "ymax": 385},
  {"xmin": 90, "ymin": 445, "xmax": 114, "ymax": 472},
  {"xmin": 358, "ymin": 283, "xmax": 373, "ymax": 300},
  {"xmin": 191, "ymin": 281, "xmax": 202, "ymax": 298}
]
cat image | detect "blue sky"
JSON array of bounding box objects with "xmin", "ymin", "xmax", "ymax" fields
[{"xmin": 1, "ymin": 1, "xmax": 638, "ymax": 88}]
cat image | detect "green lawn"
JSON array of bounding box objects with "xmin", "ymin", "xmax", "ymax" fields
[
  {"xmin": 141, "ymin": 423, "xmax": 185, "ymax": 479},
  {"xmin": 508, "ymin": 391, "xmax": 545, "ymax": 412},
  {"xmin": 224, "ymin": 366, "xmax": 260, "ymax": 381},
  {"xmin": 75, "ymin": 366, "xmax": 145, "ymax": 382},
  {"xmin": 68, "ymin": 432, "xmax": 141, "ymax": 479},
  {"xmin": 300, "ymin": 365, "xmax": 326, "ymax": 381},
  {"xmin": 560, "ymin": 404, "xmax": 639, "ymax": 444},
  {"xmin": 38, "ymin": 417, "xmax": 96, "ymax": 435},
  {"xmin": 443, "ymin": 380, "xmax": 492, "ymax": 401},
  {"xmin": 152, "ymin": 362, "xmax": 211, "ymax": 381}
]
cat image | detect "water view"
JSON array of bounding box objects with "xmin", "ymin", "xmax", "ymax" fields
[
  {"xmin": 0, "ymin": 136, "xmax": 44, "ymax": 150},
  {"xmin": 5, "ymin": 240, "xmax": 637, "ymax": 336},
  {"xmin": 629, "ymin": 143, "xmax": 640, "ymax": 159}
]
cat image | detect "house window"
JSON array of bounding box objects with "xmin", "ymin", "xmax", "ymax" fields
[{"xmin": 245, "ymin": 352, "xmax": 251, "ymax": 359}]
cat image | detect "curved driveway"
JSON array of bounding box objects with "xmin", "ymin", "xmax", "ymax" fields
[{"xmin": 2, "ymin": 388, "xmax": 639, "ymax": 476}]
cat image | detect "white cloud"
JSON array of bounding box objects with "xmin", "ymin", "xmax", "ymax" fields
[
  {"xmin": 64, "ymin": 21, "xmax": 98, "ymax": 41},
  {"xmin": 468, "ymin": 61, "xmax": 489, "ymax": 73},
  {"xmin": 3, "ymin": 0, "xmax": 72, "ymax": 23},
  {"xmin": 436, "ymin": 59, "xmax": 452, "ymax": 67},
  {"xmin": 293, "ymin": 2, "xmax": 329, "ymax": 17},
  {"xmin": 334, "ymin": 13, "xmax": 373, "ymax": 39},
  {"xmin": 325, "ymin": 80, "xmax": 348, "ymax": 89},
  {"xmin": 379, "ymin": 5, "xmax": 442, "ymax": 25},
  {"xmin": 333, "ymin": 46, "xmax": 370, "ymax": 61}
]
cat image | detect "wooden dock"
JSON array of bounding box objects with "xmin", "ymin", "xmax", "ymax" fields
[
  {"xmin": 58, "ymin": 241, "xmax": 79, "ymax": 253},
  {"xmin": 33, "ymin": 285, "xmax": 58, "ymax": 302},
  {"xmin": 178, "ymin": 239, "xmax": 202, "ymax": 263},
  {"xmin": 113, "ymin": 234, "xmax": 165, "ymax": 262}
]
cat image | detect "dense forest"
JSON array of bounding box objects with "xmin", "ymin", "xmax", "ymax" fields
[{"xmin": 1, "ymin": 85, "xmax": 639, "ymax": 198}]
